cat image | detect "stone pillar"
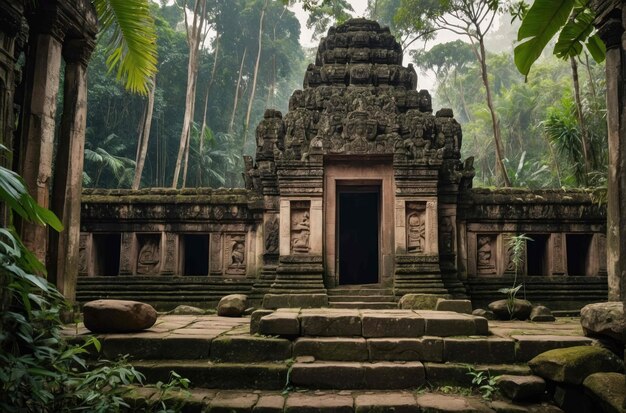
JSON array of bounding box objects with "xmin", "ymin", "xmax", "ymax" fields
[
  {"xmin": 592, "ymin": 0, "xmax": 625, "ymax": 302},
  {"xmin": 17, "ymin": 29, "xmax": 63, "ymax": 263},
  {"xmin": 49, "ymin": 39, "xmax": 93, "ymax": 301}
]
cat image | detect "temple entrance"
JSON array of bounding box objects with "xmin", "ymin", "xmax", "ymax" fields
[{"xmin": 337, "ymin": 188, "xmax": 379, "ymax": 285}]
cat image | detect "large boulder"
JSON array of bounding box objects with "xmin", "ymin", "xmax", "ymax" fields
[
  {"xmin": 83, "ymin": 299, "xmax": 157, "ymax": 333},
  {"xmin": 582, "ymin": 372, "xmax": 626, "ymax": 413},
  {"xmin": 580, "ymin": 302, "xmax": 624, "ymax": 343},
  {"xmin": 398, "ymin": 293, "xmax": 450, "ymax": 310},
  {"xmin": 217, "ymin": 294, "xmax": 248, "ymax": 317},
  {"xmin": 528, "ymin": 345, "xmax": 623, "ymax": 385},
  {"xmin": 488, "ymin": 298, "xmax": 533, "ymax": 320}
]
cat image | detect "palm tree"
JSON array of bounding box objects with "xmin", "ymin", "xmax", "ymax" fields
[
  {"xmin": 93, "ymin": 0, "xmax": 158, "ymax": 95},
  {"xmin": 84, "ymin": 133, "xmax": 136, "ymax": 188}
]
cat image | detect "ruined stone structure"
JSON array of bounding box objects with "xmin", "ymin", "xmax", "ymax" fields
[
  {"xmin": 0, "ymin": 0, "xmax": 97, "ymax": 302},
  {"xmin": 76, "ymin": 19, "xmax": 608, "ymax": 311}
]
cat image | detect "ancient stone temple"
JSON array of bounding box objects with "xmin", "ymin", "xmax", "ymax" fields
[{"xmin": 78, "ymin": 19, "xmax": 608, "ymax": 311}]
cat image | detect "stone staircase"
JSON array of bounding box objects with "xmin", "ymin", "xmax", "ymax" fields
[
  {"xmin": 327, "ymin": 285, "xmax": 397, "ymax": 309},
  {"xmin": 86, "ymin": 309, "xmax": 593, "ymax": 396}
]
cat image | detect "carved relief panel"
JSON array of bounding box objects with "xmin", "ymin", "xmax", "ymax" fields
[
  {"xmin": 476, "ymin": 234, "xmax": 497, "ymax": 275},
  {"xmin": 78, "ymin": 233, "xmax": 91, "ymax": 276},
  {"xmin": 135, "ymin": 234, "xmax": 162, "ymax": 275},
  {"xmin": 119, "ymin": 233, "xmax": 135, "ymax": 275},
  {"xmin": 225, "ymin": 234, "xmax": 246, "ymax": 275},
  {"xmin": 405, "ymin": 202, "xmax": 426, "ymax": 253},
  {"xmin": 162, "ymin": 233, "xmax": 178, "ymax": 275},
  {"xmin": 264, "ymin": 216, "xmax": 279, "ymax": 254},
  {"xmin": 290, "ymin": 201, "xmax": 311, "ymax": 254},
  {"xmin": 548, "ymin": 233, "xmax": 566, "ymax": 275}
]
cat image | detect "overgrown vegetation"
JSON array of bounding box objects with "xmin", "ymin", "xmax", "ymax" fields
[
  {"xmin": 0, "ymin": 157, "xmax": 189, "ymax": 412},
  {"xmin": 498, "ymin": 233, "xmax": 533, "ymax": 318},
  {"xmin": 466, "ymin": 366, "xmax": 500, "ymax": 401}
]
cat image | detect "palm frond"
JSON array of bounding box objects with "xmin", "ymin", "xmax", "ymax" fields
[{"xmin": 94, "ymin": 0, "xmax": 158, "ymax": 95}]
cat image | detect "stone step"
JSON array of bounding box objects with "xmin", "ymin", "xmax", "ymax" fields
[
  {"xmin": 328, "ymin": 295, "xmax": 396, "ymax": 302},
  {"xmin": 328, "ymin": 286, "xmax": 394, "ymax": 295},
  {"xmin": 123, "ymin": 387, "xmax": 561, "ymax": 412},
  {"xmin": 329, "ymin": 302, "xmax": 399, "ymax": 309}
]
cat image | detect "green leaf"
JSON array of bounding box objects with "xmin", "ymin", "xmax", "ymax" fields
[
  {"xmin": 93, "ymin": 0, "xmax": 158, "ymax": 95},
  {"xmin": 586, "ymin": 34, "xmax": 606, "ymax": 63},
  {"xmin": 553, "ymin": 10, "xmax": 594, "ymax": 59},
  {"xmin": 514, "ymin": 0, "xmax": 575, "ymax": 76}
]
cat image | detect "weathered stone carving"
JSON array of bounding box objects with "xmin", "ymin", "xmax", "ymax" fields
[
  {"xmin": 225, "ymin": 234, "xmax": 246, "ymax": 275},
  {"xmin": 477, "ymin": 235, "xmax": 496, "ymax": 275},
  {"xmin": 119, "ymin": 233, "xmax": 134, "ymax": 274},
  {"xmin": 136, "ymin": 235, "xmax": 161, "ymax": 274},
  {"xmin": 78, "ymin": 233, "xmax": 89, "ymax": 276},
  {"xmin": 265, "ymin": 216, "xmax": 279, "ymax": 254},
  {"xmin": 210, "ymin": 233, "xmax": 223, "ymax": 274},
  {"xmin": 406, "ymin": 203, "xmax": 426, "ymax": 253},
  {"xmin": 162, "ymin": 234, "xmax": 177, "ymax": 274},
  {"xmin": 440, "ymin": 216, "xmax": 454, "ymax": 254},
  {"xmin": 291, "ymin": 201, "xmax": 311, "ymax": 254}
]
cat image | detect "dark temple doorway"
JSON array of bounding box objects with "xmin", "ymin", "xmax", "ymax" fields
[{"xmin": 338, "ymin": 189, "xmax": 379, "ymax": 285}]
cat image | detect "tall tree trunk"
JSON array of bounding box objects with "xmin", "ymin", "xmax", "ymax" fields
[
  {"xmin": 570, "ymin": 56, "xmax": 592, "ymax": 184},
  {"xmin": 477, "ymin": 38, "xmax": 511, "ymax": 187},
  {"xmin": 243, "ymin": 0, "xmax": 268, "ymax": 152},
  {"xmin": 198, "ymin": 33, "xmax": 221, "ymax": 185},
  {"xmin": 132, "ymin": 76, "xmax": 156, "ymax": 190},
  {"xmin": 583, "ymin": 52, "xmax": 598, "ymax": 102},
  {"xmin": 229, "ymin": 47, "xmax": 247, "ymax": 134},
  {"xmin": 182, "ymin": 126, "xmax": 192, "ymax": 188},
  {"xmin": 172, "ymin": 0, "xmax": 207, "ymax": 188}
]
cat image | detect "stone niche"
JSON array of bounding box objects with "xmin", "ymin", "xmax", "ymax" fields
[
  {"xmin": 476, "ymin": 234, "xmax": 497, "ymax": 276},
  {"xmin": 406, "ymin": 202, "xmax": 426, "ymax": 253},
  {"xmin": 290, "ymin": 201, "xmax": 311, "ymax": 254},
  {"xmin": 135, "ymin": 234, "xmax": 162, "ymax": 275},
  {"xmin": 225, "ymin": 234, "xmax": 246, "ymax": 275}
]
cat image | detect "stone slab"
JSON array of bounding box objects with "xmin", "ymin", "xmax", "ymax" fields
[
  {"xmin": 258, "ymin": 312, "xmax": 300, "ymax": 336},
  {"xmin": 367, "ymin": 337, "xmax": 443, "ymax": 362},
  {"xmin": 361, "ymin": 311, "xmax": 425, "ymax": 338},
  {"xmin": 210, "ymin": 335, "xmax": 292, "ymax": 362},
  {"xmin": 262, "ymin": 294, "xmax": 328, "ymax": 309},
  {"xmin": 417, "ymin": 311, "xmax": 479, "ymax": 337},
  {"xmin": 354, "ymin": 392, "xmax": 419, "ymax": 413},
  {"xmin": 253, "ymin": 394, "xmax": 285, "ymax": 413},
  {"xmin": 293, "ymin": 337, "xmax": 368, "ymax": 361},
  {"xmin": 284, "ymin": 393, "xmax": 353, "ymax": 412},
  {"xmin": 443, "ymin": 337, "xmax": 516, "ymax": 363},
  {"xmin": 424, "ymin": 362, "xmax": 531, "ymax": 387},
  {"xmin": 436, "ymin": 299, "xmax": 473, "ymax": 314},
  {"xmin": 512, "ymin": 335, "xmax": 593, "ymax": 362},
  {"xmin": 299, "ymin": 310, "xmax": 362, "ymax": 336},
  {"xmin": 250, "ymin": 310, "xmax": 273, "ymax": 334},
  {"xmin": 497, "ymin": 374, "xmax": 546, "ymax": 402},
  {"xmin": 364, "ymin": 361, "xmax": 425, "ymax": 389},
  {"xmin": 416, "ymin": 393, "xmax": 494, "ymax": 412},
  {"xmin": 208, "ymin": 391, "xmax": 259, "ymax": 412}
]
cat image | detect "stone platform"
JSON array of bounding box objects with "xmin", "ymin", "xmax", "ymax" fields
[{"xmin": 64, "ymin": 310, "xmax": 593, "ymax": 395}]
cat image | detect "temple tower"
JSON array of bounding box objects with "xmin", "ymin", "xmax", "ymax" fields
[{"xmin": 247, "ymin": 18, "xmax": 473, "ymax": 307}]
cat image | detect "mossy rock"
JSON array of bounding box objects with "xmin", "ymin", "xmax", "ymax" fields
[
  {"xmin": 529, "ymin": 345, "xmax": 624, "ymax": 385},
  {"xmin": 398, "ymin": 293, "xmax": 450, "ymax": 310},
  {"xmin": 583, "ymin": 372, "xmax": 626, "ymax": 413}
]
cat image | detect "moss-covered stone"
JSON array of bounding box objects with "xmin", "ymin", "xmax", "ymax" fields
[
  {"xmin": 582, "ymin": 372, "xmax": 626, "ymax": 413},
  {"xmin": 528, "ymin": 345, "xmax": 624, "ymax": 384}
]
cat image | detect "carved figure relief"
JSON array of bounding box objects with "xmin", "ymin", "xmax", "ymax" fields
[
  {"xmin": 440, "ymin": 216, "xmax": 454, "ymax": 254},
  {"xmin": 265, "ymin": 217, "xmax": 279, "ymax": 254},
  {"xmin": 477, "ymin": 235, "xmax": 496, "ymax": 275},
  {"xmin": 225, "ymin": 234, "xmax": 246, "ymax": 275},
  {"xmin": 78, "ymin": 233, "xmax": 89, "ymax": 276},
  {"xmin": 406, "ymin": 203, "xmax": 426, "ymax": 253},
  {"xmin": 136, "ymin": 235, "xmax": 161, "ymax": 274},
  {"xmin": 163, "ymin": 234, "xmax": 176, "ymax": 274},
  {"xmin": 119, "ymin": 233, "xmax": 134, "ymax": 274},
  {"xmin": 291, "ymin": 201, "xmax": 311, "ymax": 254}
]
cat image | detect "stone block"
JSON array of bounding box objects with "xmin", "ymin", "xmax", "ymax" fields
[
  {"xmin": 580, "ymin": 302, "xmax": 625, "ymax": 343},
  {"xmin": 299, "ymin": 310, "xmax": 362, "ymax": 336},
  {"xmin": 489, "ymin": 299, "xmax": 532, "ymax": 321},
  {"xmin": 293, "ymin": 337, "xmax": 368, "ymax": 361},
  {"xmin": 530, "ymin": 306, "xmax": 555, "ymax": 322},
  {"xmin": 497, "ymin": 374, "xmax": 546, "ymax": 402},
  {"xmin": 258, "ymin": 311, "xmax": 300, "ymax": 336},
  {"xmin": 436, "ymin": 299, "xmax": 473, "ymax": 314},
  {"xmin": 253, "ymin": 394, "xmax": 285, "ymax": 413},
  {"xmin": 417, "ymin": 311, "xmax": 478, "ymax": 337},
  {"xmin": 513, "ymin": 335, "xmax": 594, "ymax": 362},
  {"xmin": 83, "ymin": 299, "xmax": 157, "ymax": 333},
  {"xmin": 262, "ymin": 294, "xmax": 328, "ymax": 309},
  {"xmin": 528, "ymin": 345, "xmax": 623, "ymax": 385},
  {"xmin": 290, "ymin": 361, "xmax": 364, "ymax": 389},
  {"xmin": 208, "ymin": 391, "xmax": 258, "ymax": 412},
  {"xmin": 416, "ymin": 393, "xmax": 493, "ymax": 412},
  {"xmin": 423, "ymin": 362, "xmax": 531, "ymax": 387},
  {"xmin": 363, "ymin": 361, "xmax": 425, "ymax": 389},
  {"xmin": 472, "ymin": 309, "xmax": 496, "ymax": 320},
  {"xmin": 250, "ymin": 309, "xmax": 273, "ymax": 334},
  {"xmin": 284, "ymin": 393, "xmax": 353, "ymax": 412},
  {"xmin": 399, "ymin": 294, "xmax": 450, "ymax": 310},
  {"xmin": 443, "ymin": 337, "xmax": 515, "ymax": 364},
  {"xmin": 354, "ymin": 392, "xmax": 419, "ymax": 412},
  {"xmin": 472, "ymin": 316, "xmax": 489, "ymax": 335},
  {"xmin": 582, "ymin": 372, "xmax": 626, "ymax": 413},
  {"xmin": 489, "ymin": 400, "xmax": 528, "ymax": 413},
  {"xmin": 367, "ymin": 337, "xmax": 443, "ymax": 362},
  {"xmin": 361, "ymin": 311, "xmax": 425, "ymax": 337},
  {"xmin": 210, "ymin": 335, "xmax": 292, "ymax": 362}
]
